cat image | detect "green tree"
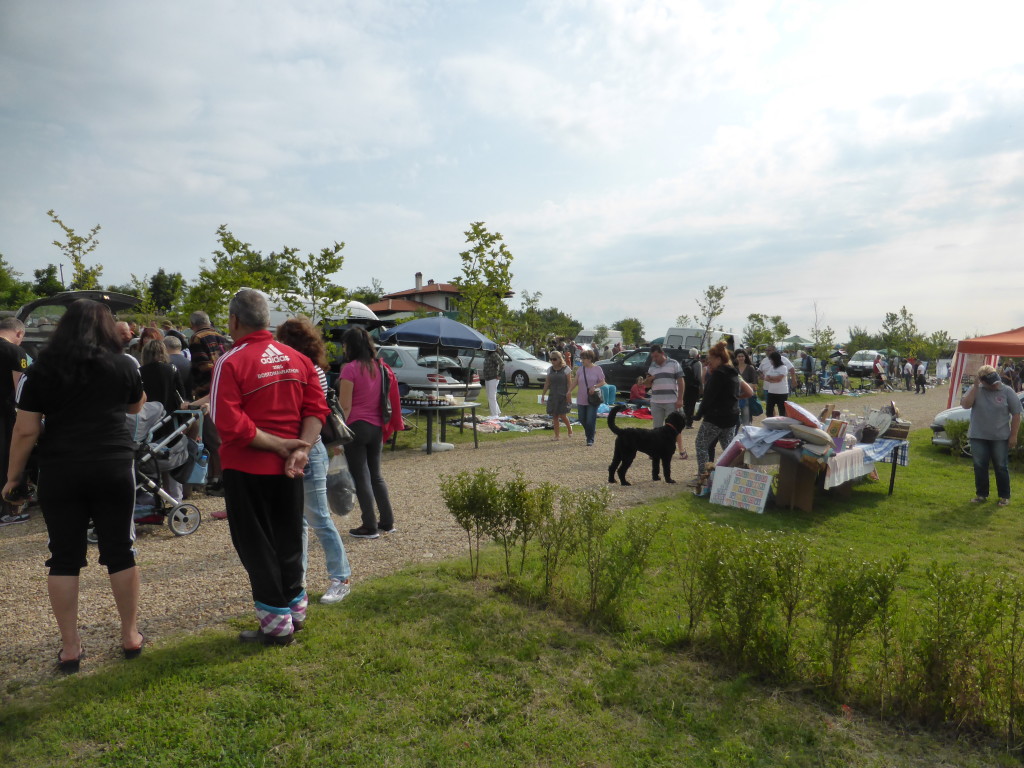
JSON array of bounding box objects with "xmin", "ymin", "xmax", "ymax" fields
[
  {"xmin": 879, "ymin": 312, "xmax": 901, "ymax": 355},
  {"xmin": 349, "ymin": 278, "xmax": 384, "ymax": 306},
  {"xmin": 185, "ymin": 225, "xmax": 297, "ymax": 325},
  {"xmin": 592, "ymin": 324, "xmax": 610, "ymax": 350},
  {"xmin": 809, "ymin": 302, "xmax": 837, "ymax": 361},
  {"xmin": 451, "ymin": 222, "xmax": 514, "ymax": 338},
  {"xmin": 47, "ymin": 209, "xmax": 103, "ymax": 290},
  {"xmin": 149, "ymin": 269, "xmax": 186, "ymax": 314},
  {"xmin": 0, "ymin": 254, "xmax": 37, "ymax": 308},
  {"xmin": 276, "ymin": 242, "xmax": 347, "ymax": 325},
  {"xmin": 33, "ymin": 265, "xmax": 64, "ymax": 297},
  {"xmin": 675, "ymin": 313, "xmax": 694, "ymax": 327},
  {"xmin": 896, "ymin": 306, "xmax": 921, "ymax": 356},
  {"xmin": 846, "ymin": 325, "xmax": 875, "ymax": 354},
  {"xmin": 613, "ymin": 317, "xmax": 644, "ymax": 346},
  {"xmin": 742, "ymin": 313, "xmax": 790, "ymax": 350},
  {"xmin": 694, "ymin": 285, "xmax": 728, "ymax": 350},
  {"xmin": 919, "ymin": 330, "xmax": 955, "ymax": 362}
]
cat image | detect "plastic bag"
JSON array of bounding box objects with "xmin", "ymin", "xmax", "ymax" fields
[{"xmin": 326, "ymin": 451, "xmax": 356, "ymax": 516}]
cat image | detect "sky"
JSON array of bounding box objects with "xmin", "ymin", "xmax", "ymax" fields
[{"xmin": 1, "ymin": 0, "xmax": 1022, "ymax": 343}]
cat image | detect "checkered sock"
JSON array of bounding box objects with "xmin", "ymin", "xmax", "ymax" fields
[
  {"xmin": 288, "ymin": 590, "xmax": 308, "ymax": 625},
  {"xmin": 255, "ymin": 603, "xmax": 293, "ymax": 637}
]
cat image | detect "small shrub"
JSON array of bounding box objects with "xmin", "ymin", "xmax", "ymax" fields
[
  {"xmin": 769, "ymin": 533, "xmax": 813, "ymax": 679},
  {"xmin": 439, "ymin": 468, "xmax": 501, "ymax": 578},
  {"xmin": 942, "ymin": 419, "xmax": 970, "ymax": 457},
  {"xmin": 913, "ymin": 561, "xmax": 1000, "ymax": 727},
  {"xmin": 671, "ymin": 520, "xmax": 731, "ymax": 643},
  {"xmin": 489, "ymin": 472, "xmax": 530, "ymax": 579},
  {"xmin": 534, "ymin": 488, "xmax": 581, "ymax": 601},
  {"xmin": 816, "ymin": 552, "xmax": 906, "ymax": 697},
  {"xmin": 707, "ymin": 534, "xmax": 777, "ymax": 671}
]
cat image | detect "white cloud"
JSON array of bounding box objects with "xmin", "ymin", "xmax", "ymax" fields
[{"xmin": 1, "ymin": 0, "xmax": 1022, "ymax": 341}]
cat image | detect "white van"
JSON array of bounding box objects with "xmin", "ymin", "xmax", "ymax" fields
[
  {"xmin": 575, "ymin": 329, "xmax": 624, "ymax": 349},
  {"xmin": 663, "ymin": 327, "xmax": 733, "ymax": 351}
]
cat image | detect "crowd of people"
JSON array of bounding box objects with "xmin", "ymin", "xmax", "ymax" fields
[
  {"xmin": 0, "ymin": 291, "xmax": 409, "ymax": 669},
  {"xmin": 3, "ymin": 299, "xmax": 1020, "ymax": 672}
]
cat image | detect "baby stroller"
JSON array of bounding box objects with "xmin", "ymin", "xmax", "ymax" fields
[{"xmin": 87, "ymin": 404, "xmax": 205, "ymax": 542}]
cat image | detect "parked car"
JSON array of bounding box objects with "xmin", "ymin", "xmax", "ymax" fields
[
  {"xmin": 596, "ymin": 346, "xmax": 692, "ymax": 392},
  {"xmin": 846, "ymin": 349, "xmax": 886, "ymax": 377},
  {"xmin": 930, "ymin": 391, "xmax": 1024, "ymax": 452},
  {"xmin": 453, "ymin": 343, "xmax": 550, "ymax": 389},
  {"xmin": 376, "ymin": 345, "xmax": 481, "ymax": 399},
  {"xmin": 14, "ymin": 290, "xmax": 140, "ymax": 359}
]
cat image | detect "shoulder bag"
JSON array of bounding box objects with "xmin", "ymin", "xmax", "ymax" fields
[
  {"xmin": 321, "ymin": 386, "xmax": 355, "ymax": 448},
  {"xmin": 585, "ymin": 367, "xmax": 602, "ymax": 407}
]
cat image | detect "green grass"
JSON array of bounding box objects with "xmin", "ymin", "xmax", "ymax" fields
[
  {"xmin": 0, "ymin": 565, "xmax": 1012, "ymax": 767},
  {"xmin": 3, "ymin": 428, "xmax": 1021, "ymax": 766}
]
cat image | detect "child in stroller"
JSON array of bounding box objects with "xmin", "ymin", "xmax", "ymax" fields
[{"xmin": 88, "ymin": 404, "xmax": 205, "ymax": 541}]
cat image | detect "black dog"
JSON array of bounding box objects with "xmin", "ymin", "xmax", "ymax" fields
[{"xmin": 607, "ymin": 405, "xmax": 685, "ymax": 485}]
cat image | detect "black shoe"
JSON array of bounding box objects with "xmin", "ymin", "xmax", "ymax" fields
[
  {"xmin": 206, "ymin": 480, "xmax": 225, "ymax": 497},
  {"xmin": 348, "ymin": 525, "xmax": 380, "ymax": 539},
  {"xmin": 57, "ymin": 647, "xmax": 83, "ymax": 674},
  {"xmin": 238, "ymin": 629, "xmax": 293, "ymax": 646}
]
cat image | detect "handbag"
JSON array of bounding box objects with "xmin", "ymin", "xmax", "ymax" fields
[
  {"xmin": 584, "ymin": 367, "xmax": 602, "ymax": 406},
  {"xmin": 749, "ymin": 397, "xmax": 764, "ymax": 417},
  {"xmin": 321, "ymin": 388, "xmax": 356, "ymax": 448}
]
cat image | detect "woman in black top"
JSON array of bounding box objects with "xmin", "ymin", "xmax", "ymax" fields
[
  {"xmin": 4, "ymin": 300, "xmax": 146, "ymax": 673},
  {"xmin": 694, "ymin": 341, "xmax": 754, "ymax": 479},
  {"xmin": 734, "ymin": 349, "xmax": 759, "ymax": 426},
  {"xmin": 139, "ymin": 340, "xmax": 187, "ymax": 432}
]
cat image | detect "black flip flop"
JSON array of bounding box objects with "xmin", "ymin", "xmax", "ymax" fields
[
  {"xmin": 123, "ymin": 634, "xmax": 145, "ymax": 660},
  {"xmin": 57, "ymin": 647, "xmax": 83, "ymax": 675}
]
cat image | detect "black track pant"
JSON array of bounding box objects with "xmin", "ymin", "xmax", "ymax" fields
[{"xmin": 223, "ymin": 470, "xmax": 304, "ymax": 610}]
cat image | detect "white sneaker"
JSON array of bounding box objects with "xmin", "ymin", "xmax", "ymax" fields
[{"xmin": 320, "ymin": 579, "xmax": 351, "ymax": 604}]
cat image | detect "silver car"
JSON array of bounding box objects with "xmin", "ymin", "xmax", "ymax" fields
[
  {"xmin": 455, "ymin": 343, "xmax": 551, "ymax": 388},
  {"xmin": 930, "ymin": 391, "xmax": 1024, "ymax": 452},
  {"xmin": 376, "ymin": 346, "xmax": 481, "ymax": 399}
]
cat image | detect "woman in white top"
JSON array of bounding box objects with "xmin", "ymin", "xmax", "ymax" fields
[{"xmin": 762, "ymin": 350, "xmax": 791, "ymax": 417}]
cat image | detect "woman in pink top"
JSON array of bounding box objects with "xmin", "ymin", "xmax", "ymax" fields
[{"xmin": 338, "ymin": 328, "xmax": 395, "ymax": 540}]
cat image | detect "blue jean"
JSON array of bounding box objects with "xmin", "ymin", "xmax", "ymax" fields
[
  {"xmin": 970, "ymin": 438, "xmax": 1011, "ymax": 500},
  {"xmin": 346, "ymin": 420, "xmax": 395, "ymax": 532},
  {"xmin": 302, "ymin": 441, "xmax": 351, "ymax": 583},
  {"xmin": 577, "ymin": 403, "xmax": 598, "ymax": 444}
]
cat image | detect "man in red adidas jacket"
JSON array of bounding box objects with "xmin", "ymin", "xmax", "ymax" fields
[{"xmin": 211, "ymin": 289, "xmax": 330, "ymax": 645}]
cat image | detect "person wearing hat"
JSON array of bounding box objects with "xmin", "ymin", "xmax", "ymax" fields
[{"xmin": 961, "ymin": 365, "xmax": 1022, "ymax": 507}]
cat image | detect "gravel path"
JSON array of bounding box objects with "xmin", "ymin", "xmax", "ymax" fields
[{"xmin": 0, "ymin": 385, "xmax": 948, "ymax": 691}]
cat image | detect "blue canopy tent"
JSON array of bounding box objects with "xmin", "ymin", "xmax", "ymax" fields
[
  {"xmin": 377, "ymin": 316, "xmax": 497, "ymax": 399},
  {"xmin": 377, "ymin": 316, "xmax": 497, "ymax": 351}
]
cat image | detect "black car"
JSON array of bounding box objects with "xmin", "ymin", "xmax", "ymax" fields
[
  {"xmin": 597, "ymin": 346, "xmax": 692, "ymax": 392},
  {"xmin": 16, "ymin": 290, "xmax": 141, "ymax": 358}
]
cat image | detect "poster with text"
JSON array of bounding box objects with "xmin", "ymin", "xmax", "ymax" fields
[{"xmin": 709, "ymin": 466, "xmax": 771, "ymax": 514}]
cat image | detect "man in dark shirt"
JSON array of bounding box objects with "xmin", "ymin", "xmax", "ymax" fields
[
  {"xmin": 0, "ymin": 318, "xmax": 29, "ymax": 526},
  {"xmin": 163, "ymin": 335, "xmax": 192, "ymax": 390},
  {"xmin": 188, "ymin": 311, "xmax": 231, "ymax": 495}
]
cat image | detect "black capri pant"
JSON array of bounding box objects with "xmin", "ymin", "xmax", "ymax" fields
[{"xmin": 39, "ymin": 459, "xmax": 137, "ymax": 577}]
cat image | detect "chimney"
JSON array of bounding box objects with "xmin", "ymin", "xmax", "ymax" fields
[
  {"xmin": 428, "ymin": 279, "xmax": 435, "ymax": 285},
  {"xmin": 415, "ymin": 272, "xmax": 423, "ymax": 290}
]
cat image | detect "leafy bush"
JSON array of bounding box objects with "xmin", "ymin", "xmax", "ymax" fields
[
  {"xmin": 439, "ymin": 468, "xmax": 501, "ymax": 578},
  {"xmin": 815, "ymin": 552, "xmax": 907, "ymax": 697},
  {"xmin": 912, "ymin": 561, "xmax": 1000, "ymax": 727}
]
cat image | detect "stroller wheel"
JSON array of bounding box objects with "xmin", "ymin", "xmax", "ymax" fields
[{"xmin": 168, "ymin": 503, "xmax": 202, "ymax": 536}]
